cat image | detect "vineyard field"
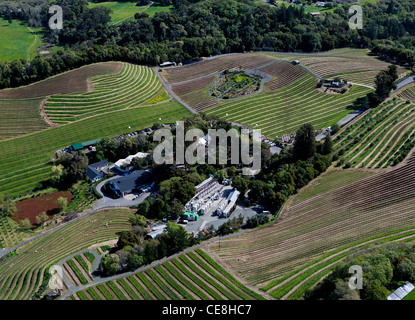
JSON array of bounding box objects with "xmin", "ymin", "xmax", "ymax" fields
[
  {"xmin": 0, "ymin": 209, "xmax": 133, "ymax": 300},
  {"xmin": 0, "ymin": 100, "xmax": 191, "ymax": 197},
  {"xmin": 333, "ymin": 98, "xmax": 415, "ymax": 168},
  {"xmin": 69, "ymin": 249, "xmax": 266, "ymax": 300},
  {"xmin": 204, "ymin": 154, "xmax": 415, "ymax": 298},
  {"xmin": 0, "ymin": 98, "xmax": 49, "ymax": 141},
  {"xmin": 45, "ymin": 63, "xmax": 165, "ymax": 124}
]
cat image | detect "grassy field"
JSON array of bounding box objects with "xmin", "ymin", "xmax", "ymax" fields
[
  {"xmin": 88, "ymin": 1, "xmax": 173, "ymax": 23},
  {"xmin": 70, "ymin": 249, "xmax": 266, "ymax": 300},
  {"xmin": 0, "ymin": 100, "xmax": 191, "ymax": 197},
  {"xmin": 204, "ymin": 155, "xmax": 415, "ymax": 298},
  {"xmin": 0, "ymin": 208, "xmax": 133, "ymax": 300},
  {"xmin": 0, "ymin": 98, "xmax": 50, "ymax": 141},
  {"xmin": 0, "ymin": 17, "xmax": 43, "ymax": 62}
]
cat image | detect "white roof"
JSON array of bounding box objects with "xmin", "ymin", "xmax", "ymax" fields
[
  {"xmin": 388, "ymin": 281, "xmax": 414, "ymax": 300},
  {"xmin": 115, "ymin": 152, "xmax": 148, "ymax": 167}
]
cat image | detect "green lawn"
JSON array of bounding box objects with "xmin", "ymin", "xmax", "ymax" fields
[
  {"xmin": 88, "ymin": 1, "xmax": 173, "ymax": 23},
  {"xmin": 403, "ymin": 288, "xmax": 415, "ymax": 300},
  {"xmin": 0, "ymin": 17, "xmax": 43, "ymax": 62}
]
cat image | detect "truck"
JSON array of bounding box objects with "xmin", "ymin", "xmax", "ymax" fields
[{"xmin": 182, "ymin": 211, "xmax": 199, "ymax": 221}]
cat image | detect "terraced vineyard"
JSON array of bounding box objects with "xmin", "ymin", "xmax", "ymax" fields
[
  {"xmin": 204, "ymin": 155, "xmax": 415, "ymax": 298},
  {"xmin": 62, "ymin": 254, "xmax": 95, "ymax": 286},
  {"xmin": 0, "ymin": 62, "xmax": 123, "ymax": 99},
  {"xmin": 0, "ymin": 100, "xmax": 191, "ymax": 197},
  {"xmin": 161, "ymin": 52, "xmax": 277, "ymax": 83},
  {"xmin": 398, "ymin": 84, "xmax": 415, "ymax": 102},
  {"xmin": 171, "ymin": 75, "xmax": 219, "ymax": 111},
  {"xmin": 0, "ymin": 216, "xmax": 34, "ymax": 249},
  {"xmin": 0, "ymin": 98, "xmax": 49, "ymax": 141},
  {"xmin": 205, "ymin": 73, "xmax": 372, "ymax": 138},
  {"xmin": 0, "ymin": 209, "xmax": 132, "ymax": 300},
  {"xmin": 333, "ymin": 98, "xmax": 415, "ymax": 168},
  {"xmin": 264, "ymin": 48, "xmax": 408, "ymax": 87},
  {"xmin": 45, "ymin": 64, "xmax": 165, "ymax": 124},
  {"xmin": 259, "ymin": 61, "xmax": 308, "ymax": 91},
  {"xmin": 70, "ymin": 249, "xmax": 266, "ymax": 300}
]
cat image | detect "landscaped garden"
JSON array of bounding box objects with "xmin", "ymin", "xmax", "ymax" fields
[{"xmin": 209, "ymin": 70, "xmax": 262, "ymax": 99}]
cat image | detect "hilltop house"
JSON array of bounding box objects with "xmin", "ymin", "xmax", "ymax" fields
[{"xmin": 86, "ymin": 160, "xmax": 109, "ymax": 183}]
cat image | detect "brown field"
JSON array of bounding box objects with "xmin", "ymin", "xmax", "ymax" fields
[
  {"xmin": 0, "ymin": 62, "xmax": 123, "ymax": 99},
  {"xmin": 162, "ymin": 53, "xmax": 277, "ymax": 83},
  {"xmin": 259, "ymin": 61, "xmax": 308, "ymax": 91},
  {"xmin": 204, "ymin": 153, "xmax": 415, "ymax": 289},
  {"xmin": 12, "ymin": 191, "xmax": 73, "ymax": 226},
  {"xmin": 171, "ymin": 75, "xmax": 219, "ymax": 111}
]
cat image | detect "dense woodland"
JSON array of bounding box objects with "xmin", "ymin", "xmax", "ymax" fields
[
  {"xmin": 0, "ymin": 0, "xmax": 414, "ymax": 89},
  {"xmin": 305, "ymin": 243, "xmax": 415, "ymax": 300}
]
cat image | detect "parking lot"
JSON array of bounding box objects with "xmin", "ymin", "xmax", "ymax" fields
[{"xmin": 184, "ymin": 203, "xmax": 263, "ymax": 234}]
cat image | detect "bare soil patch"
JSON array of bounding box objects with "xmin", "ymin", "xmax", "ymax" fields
[{"xmin": 12, "ymin": 191, "xmax": 73, "ymax": 227}]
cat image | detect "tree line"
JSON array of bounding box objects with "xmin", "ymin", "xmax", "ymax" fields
[{"xmin": 0, "ymin": 0, "xmax": 414, "ymax": 90}]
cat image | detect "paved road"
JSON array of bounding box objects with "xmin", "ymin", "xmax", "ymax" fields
[
  {"xmin": 391, "ymin": 75, "xmax": 415, "ymax": 93},
  {"xmin": 153, "ymin": 67, "xmax": 197, "ymax": 115}
]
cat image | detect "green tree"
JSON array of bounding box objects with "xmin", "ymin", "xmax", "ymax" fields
[
  {"xmin": 322, "ymin": 134, "xmax": 333, "ymax": 155},
  {"xmin": 293, "ymin": 123, "xmax": 316, "ymax": 161},
  {"xmin": 330, "ymin": 123, "xmax": 341, "ymax": 135},
  {"xmin": 117, "ymin": 231, "xmax": 140, "ymax": 249},
  {"xmin": 159, "ymin": 222, "xmax": 189, "ymax": 256},
  {"xmin": 20, "ymin": 218, "xmax": 32, "ymax": 229},
  {"xmin": 56, "ymin": 196, "xmax": 68, "ymax": 211},
  {"xmin": 330, "ymin": 281, "xmax": 360, "ymax": 300},
  {"xmin": 0, "ymin": 193, "xmax": 16, "ymax": 217},
  {"xmin": 50, "ymin": 164, "xmax": 64, "ymax": 184},
  {"xmin": 128, "ymin": 214, "xmax": 147, "ymax": 227},
  {"xmin": 99, "ymin": 254, "xmax": 121, "ymax": 275},
  {"xmin": 127, "ymin": 254, "xmax": 144, "ymax": 269},
  {"xmin": 231, "ymin": 176, "xmax": 249, "ymax": 195},
  {"xmin": 395, "ymin": 258, "xmax": 415, "ymax": 282}
]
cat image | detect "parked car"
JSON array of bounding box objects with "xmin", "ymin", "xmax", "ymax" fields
[{"xmin": 178, "ymin": 219, "xmax": 189, "ymax": 224}]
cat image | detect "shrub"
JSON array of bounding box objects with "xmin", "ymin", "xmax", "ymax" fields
[{"xmin": 343, "ymin": 162, "xmax": 352, "ymax": 169}]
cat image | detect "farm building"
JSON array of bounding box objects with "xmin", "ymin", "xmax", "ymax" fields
[
  {"xmin": 86, "ymin": 160, "xmax": 110, "ymax": 182},
  {"xmin": 113, "ymin": 152, "xmax": 148, "ymax": 173},
  {"xmin": 195, "ymin": 175, "xmax": 218, "ymax": 196},
  {"xmin": 160, "ymin": 61, "xmax": 176, "ymax": 67},
  {"xmin": 222, "ymin": 189, "xmax": 240, "ymax": 218},
  {"xmin": 109, "ymin": 171, "xmax": 150, "ymax": 198},
  {"xmin": 270, "ymin": 146, "xmax": 282, "ymax": 155},
  {"xmin": 71, "ymin": 139, "xmax": 100, "ymax": 151},
  {"xmin": 145, "ymin": 224, "xmax": 167, "ymax": 240},
  {"xmin": 387, "ymin": 281, "xmax": 414, "ymax": 300}
]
